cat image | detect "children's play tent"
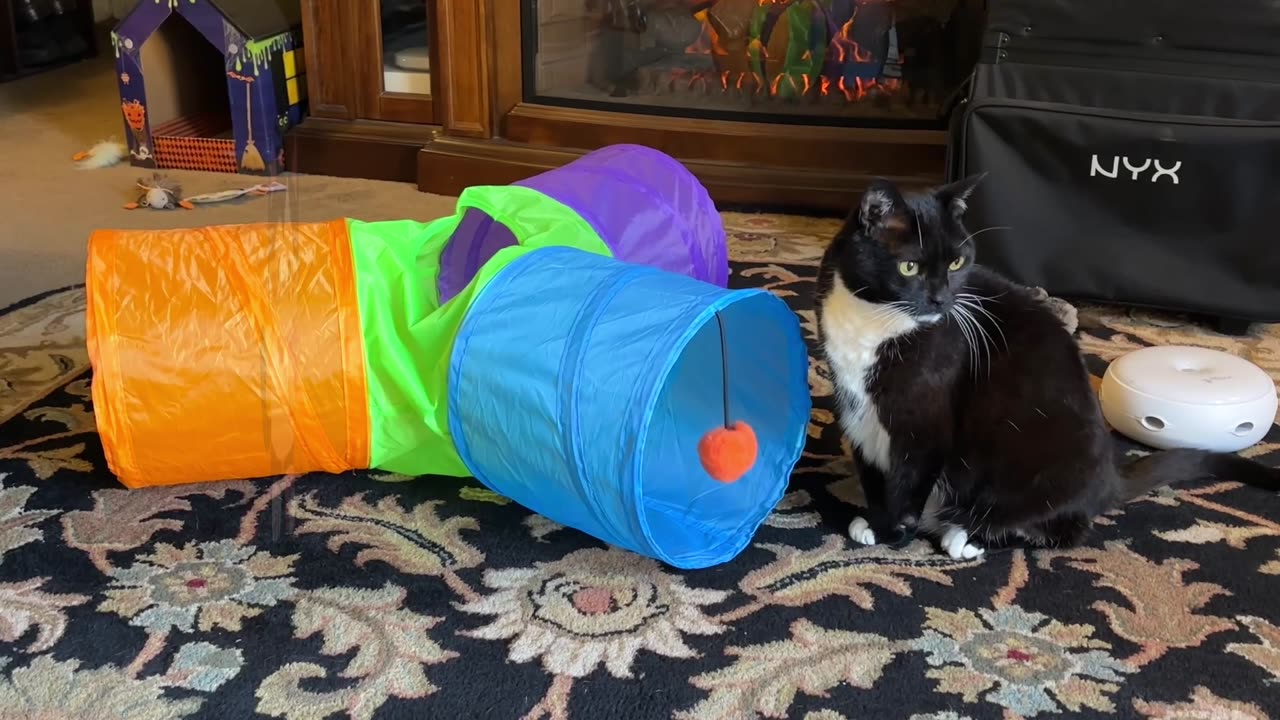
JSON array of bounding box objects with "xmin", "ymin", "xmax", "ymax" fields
[
  {"xmin": 86, "ymin": 144, "xmax": 810, "ymax": 569},
  {"xmin": 112, "ymin": 0, "xmax": 305, "ymax": 174}
]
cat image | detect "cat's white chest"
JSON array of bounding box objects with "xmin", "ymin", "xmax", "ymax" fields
[{"xmin": 819, "ymin": 282, "xmax": 920, "ymax": 474}]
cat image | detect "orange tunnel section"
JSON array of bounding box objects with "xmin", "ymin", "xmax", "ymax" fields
[{"xmin": 85, "ymin": 220, "xmax": 370, "ymax": 488}]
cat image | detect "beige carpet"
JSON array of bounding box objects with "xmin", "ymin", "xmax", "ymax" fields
[{"xmin": 0, "ymin": 51, "xmax": 459, "ymax": 309}]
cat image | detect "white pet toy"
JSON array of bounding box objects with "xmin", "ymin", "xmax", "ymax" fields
[
  {"xmin": 72, "ymin": 139, "xmax": 128, "ymax": 169},
  {"xmin": 1100, "ymin": 345, "xmax": 1277, "ymax": 453}
]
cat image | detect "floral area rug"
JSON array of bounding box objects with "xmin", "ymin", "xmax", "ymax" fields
[{"xmin": 1, "ymin": 215, "xmax": 1279, "ymax": 720}]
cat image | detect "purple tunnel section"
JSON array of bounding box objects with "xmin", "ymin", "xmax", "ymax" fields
[
  {"xmin": 437, "ymin": 208, "xmax": 518, "ymax": 303},
  {"xmin": 519, "ymin": 145, "xmax": 729, "ymax": 287},
  {"xmin": 436, "ymin": 144, "xmax": 727, "ymax": 304}
]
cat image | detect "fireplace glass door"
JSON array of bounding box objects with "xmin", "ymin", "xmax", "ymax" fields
[{"xmin": 524, "ymin": 0, "xmax": 983, "ymax": 127}]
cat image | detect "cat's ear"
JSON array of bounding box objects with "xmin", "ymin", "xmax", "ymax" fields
[
  {"xmin": 937, "ymin": 173, "xmax": 986, "ymax": 218},
  {"xmin": 856, "ymin": 179, "xmax": 907, "ymax": 232}
]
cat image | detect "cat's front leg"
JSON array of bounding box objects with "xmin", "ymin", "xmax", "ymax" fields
[
  {"xmin": 848, "ymin": 454, "xmax": 937, "ymax": 549},
  {"xmin": 927, "ymin": 501, "xmax": 988, "ymax": 561},
  {"xmin": 938, "ymin": 525, "xmax": 986, "ymax": 560},
  {"xmin": 848, "ymin": 510, "xmax": 916, "ymax": 548},
  {"xmin": 847, "ymin": 456, "xmax": 892, "ymax": 546}
]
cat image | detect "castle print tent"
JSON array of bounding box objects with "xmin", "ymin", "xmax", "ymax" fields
[{"xmin": 86, "ymin": 145, "xmax": 811, "ymax": 569}]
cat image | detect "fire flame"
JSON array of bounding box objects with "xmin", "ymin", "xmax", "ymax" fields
[
  {"xmin": 833, "ymin": 18, "xmax": 874, "ymax": 64},
  {"xmin": 677, "ymin": 8, "xmax": 902, "ymax": 103}
]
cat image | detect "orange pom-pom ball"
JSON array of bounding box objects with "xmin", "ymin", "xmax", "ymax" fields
[{"xmin": 698, "ymin": 421, "xmax": 758, "ymax": 483}]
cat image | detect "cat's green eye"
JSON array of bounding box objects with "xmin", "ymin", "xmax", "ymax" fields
[
  {"xmin": 949, "ymin": 256, "xmax": 967, "ymax": 272},
  {"xmin": 898, "ymin": 261, "xmax": 920, "ymax": 277}
]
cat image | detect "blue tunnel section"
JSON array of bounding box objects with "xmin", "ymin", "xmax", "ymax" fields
[{"xmin": 447, "ymin": 246, "xmax": 811, "ymax": 569}]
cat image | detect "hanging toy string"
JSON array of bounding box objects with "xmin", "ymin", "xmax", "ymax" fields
[
  {"xmin": 697, "ymin": 310, "xmax": 758, "ymax": 484},
  {"xmin": 715, "ymin": 310, "xmax": 730, "ymax": 430}
]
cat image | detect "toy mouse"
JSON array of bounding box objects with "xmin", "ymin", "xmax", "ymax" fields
[{"xmin": 126, "ymin": 173, "xmax": 192, "ymax": 210}]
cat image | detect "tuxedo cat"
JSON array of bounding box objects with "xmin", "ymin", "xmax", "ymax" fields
[{"xmin": 815, "ymin": 177, "xmax": 1279, "ymax": 559}]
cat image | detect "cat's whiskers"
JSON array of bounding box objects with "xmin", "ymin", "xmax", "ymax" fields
[
  {"xmin": 870, "ymin": 300, "xmax": 908, "ymax": 314},
  {"xmin": 958, "ymin": 225, "xmax": 1011, "ymax": 247},
  {"xmin": 952, "ymin": 302, "xmax": 977, "ymax": 371},
  {"xmin": 957, "ymin": 297, "xmax": 1008, "ymax": 352},
  {"xmin": 953, "ymin": 303, "xmax": 993, "ymax": 378},
  {"xmin": 961, "ymin": 288, "xmax": 1008, "ymax": 302},
  {"xmin": 961, "ymin": 309, "xmax": 983, "ymax": 380},
  {"xmin": 945, "ymin": 307, "xmax": 966, "ymax": 368},
  {"xmin": 868, "ymin": 300, "xmax": 911, "ymax": 326},
  {"xmin": 948, "ymin": 305, "xmax": 980, "ymax": 381},
  {"xmin": 966, "ymin": 306, "xmax": 999, "ymax": 377},
  {"xmin": 952, "ymin": 301, "xmax": 998, "ymax": 381},
  {"xmin": 956, "ymin": 294, "xmax": 1006, "ymax": 344},
  {"xmin": 958, "ymin": 290, "xmax": 1006, "ymax": 303}
]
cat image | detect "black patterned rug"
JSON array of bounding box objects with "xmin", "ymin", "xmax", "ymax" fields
[{"xmin": 1, "ymin": 213, "xmax": 1278, "ymax": 720}]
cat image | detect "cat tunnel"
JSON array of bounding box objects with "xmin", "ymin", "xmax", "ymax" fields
[{"xmin": 85, "ymin": 144, "xmax": 810, "ymax": 569}]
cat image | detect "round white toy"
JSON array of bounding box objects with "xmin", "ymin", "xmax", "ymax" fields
[{"xmin": 1100, "ymin": 345, "xmax": 1277, "ymax": 453}]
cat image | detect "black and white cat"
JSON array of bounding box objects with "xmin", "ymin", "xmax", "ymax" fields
[{"xmin": 815, "ymin": 177, "xmax": 1279, "ymax": 559}]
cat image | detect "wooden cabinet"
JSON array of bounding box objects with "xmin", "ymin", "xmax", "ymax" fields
[
  {"xmin": 287, "ymin": 0, "xmax": 441, "ymax": 182},
  {"xmin": 0, "ymin": 0, "xmax": 97, "ymax": 82},
  {"xmin": 293, "ymin": 0, "xmax": 983, "ymax": 210}
]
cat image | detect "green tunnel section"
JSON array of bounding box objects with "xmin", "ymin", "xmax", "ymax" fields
[{"xmin": 346, "ymin": 185, "xmax": 612, "ymax": 478}]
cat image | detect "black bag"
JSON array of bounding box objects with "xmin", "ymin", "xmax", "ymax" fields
[{"xmin": 946, "ymin": 0, "xmax": 1280, "ymax": 325}]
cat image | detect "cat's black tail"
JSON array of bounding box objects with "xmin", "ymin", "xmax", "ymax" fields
[{"xmin": 1116, "ymin": 448, "xmax": 1280, "ymax": 502}]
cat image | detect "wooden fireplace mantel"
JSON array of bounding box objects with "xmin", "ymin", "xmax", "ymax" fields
[
  {"xmin": 292, "ymin": 0, "xmax": 956, "ymax": 212},
  {"xmin": 421, "ymin": 105, "xmax": 949, "ymax": 209}
]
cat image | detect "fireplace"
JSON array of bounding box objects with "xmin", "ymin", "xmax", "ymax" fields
[
  {"xmin": 524, "ymin": 0, "xmax": 982, "ymax": 128},
  {"xmin": 293, "ymin": 0, "xmax": 982, "ymax": 210}
]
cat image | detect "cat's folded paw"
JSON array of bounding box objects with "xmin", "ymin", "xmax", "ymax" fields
[
  {"xmin": 848, "ymin": 516, "xmax": 877, "ymax": 546},
  {"xmin": 940, "ymin": 525, "xmax": 985, "ymax": 560}
]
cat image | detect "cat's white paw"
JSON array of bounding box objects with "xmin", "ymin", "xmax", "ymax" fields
[
  {"xmin": 848, "ymin": 516, "xmax": 877, "ymax": 546},
  {"xmin": 940, "ymin": 526, "xmax": 984, "ymax": 560}
]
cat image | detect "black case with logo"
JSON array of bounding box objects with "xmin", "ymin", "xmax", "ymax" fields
[{"xmin": 946, "ymin": 0, "xmax": 1280, "ymax": 325}]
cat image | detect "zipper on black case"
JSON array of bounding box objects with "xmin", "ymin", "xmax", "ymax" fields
[
  {"xmin": 953, "ymin": 96, "xmax": 1280, "ymax": 177},
  {"xmin": 965, "ymin": 96, "xmax": 1280, "ymax": 127},
  {"xmin": 978, "ymin": 35, "xmax": 1280, "ymax": 85}
]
